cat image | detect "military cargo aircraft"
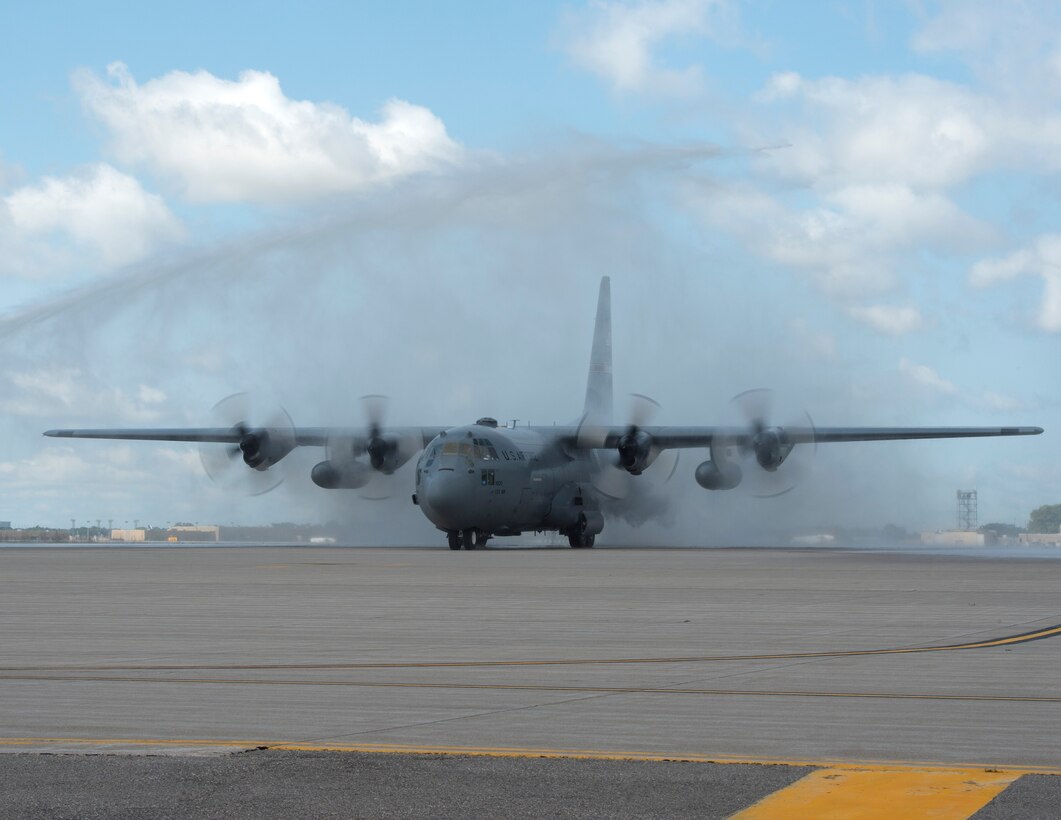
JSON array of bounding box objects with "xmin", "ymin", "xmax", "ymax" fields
[{"xmin": 44, "ymin": 277, "xmax": 1042, "ymax": 549}]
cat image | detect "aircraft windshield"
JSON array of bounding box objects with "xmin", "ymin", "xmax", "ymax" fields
[{"xmin": 439, "ymin": 438, "xmax": 500, "ymax": 461}]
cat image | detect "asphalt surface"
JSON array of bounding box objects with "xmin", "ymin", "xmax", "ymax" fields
[
  {"xmin": 972, "ymin": 774, "xmax": 1061, "ymax": 819},
  {"xmin": 0, "ymin": 544, "xmax": 1058, "ymax": 815},
  {"xmin": 0, "ymin": 751, "xmax": 1058, "ymax": 819},
  {"xmin": 0, "ymin": 751, "xmax": 814, "ymax": 819}
]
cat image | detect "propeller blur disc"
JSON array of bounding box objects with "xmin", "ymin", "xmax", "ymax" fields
[
  {"xmin": 582, "ymin": 393, "xmax": 680, "ymax": 501},
  {"xmin": 727, "ymin": 389, "xmax": 817, "ymax": 498},
  {"xmin": 198, "ymin": 392, "xmax": 294, "ymax": 496}
]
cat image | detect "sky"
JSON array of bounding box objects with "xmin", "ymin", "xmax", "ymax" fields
[{"xmin": 0, "ymin": 0, "xmax": 1057, "ymax": 541}]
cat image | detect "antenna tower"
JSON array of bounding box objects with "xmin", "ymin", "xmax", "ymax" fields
[{"xmin": 957, "ymin": 490, "xmax": 978, "ymax": 531}]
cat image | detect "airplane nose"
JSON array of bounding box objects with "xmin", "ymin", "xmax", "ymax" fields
[{"xmin": 421, "ymin": 469, "xmax": 464, "ymax": 528}]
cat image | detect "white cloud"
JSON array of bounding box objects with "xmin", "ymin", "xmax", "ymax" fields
[
  {"xmin": 898, "ymin": 358, "xmax": 1028, "ymax": 413},
  {"xmin": 969, "ymin": 248, "xmax": 1036, "ymax": 287},
  {"xmin": 74, "ymin": 62, "xmax": 463, "ymax": 203},
  {"xmin": 562, "ymin": 0, "xmax": 728, "ymax": 96},
  {"xmin": 912, "ymin": 1, "xmax": 1061, "ymax": 101},
  {"xmin": 1, "ymin": 163, "xmax": 184, "ymax": 277},
  {"xmin": 1, "ymin": 367, "xmax": 169, "ymax": 423},
  {"xmin": 979, "ymin": 391, "xmax": 1023, "ymax": 413},
  {"xmin": 137, "ymin": 385, "xmax": 167, "ymax": 404},
  {"xmin": 899, "ymin": 357, "xmax": 958, "ymax": 395},
  {"xmin": 756, "ymin": 71, "xmax": 1061, "ymax": 189},
  {"xmin": 688, "ymin": 179, "xmax": 983, "ymax": 295},
  {"xmin": 0, "ymin": 445, "xmax": 201, "ymax": 495},
  {"xmin": 688, "ymin": 61, "xmax": 1061, "ymax": 304},
  {"xmin": 846, "ymin": 304, "xmax": 924, "ymax": 335},
  {"xmin": 789, "ymin": 318, "xmax": 837, "ymax": 360},
  {"xmin": 761, "ymin": 74, "xmax": 983, "ymax": 188},
  {"xmin": 971, "ymin": 235, "xmax": 1061, "ymax": 332}
]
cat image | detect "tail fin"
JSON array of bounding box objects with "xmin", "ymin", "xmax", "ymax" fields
[{"xmin": 582, "ymin": 276, "xmax": 613, "ymax": 423}]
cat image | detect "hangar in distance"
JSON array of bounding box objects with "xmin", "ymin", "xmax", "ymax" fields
[{"xmin": 45, "ymin": 277, "xmax": 1042, "ymax": 549}]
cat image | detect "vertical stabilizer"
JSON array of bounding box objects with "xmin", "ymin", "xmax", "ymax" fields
[{"xmin": 583, "ymin": 276, "xmax": 613, "ymax": 423}]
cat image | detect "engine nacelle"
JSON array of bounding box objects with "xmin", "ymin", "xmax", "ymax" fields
[
  {"xmin": 311, "ymin": 460, "xmax": 372, "ymax": 489},
  {"xmin": 752, "ymin": 428, "xmax": 793, "ymax": 472},
  {"xmin": 239, "ymin": 430, "xmax": 294, "ymax": 471},
  {"xmin": 617, "ymin": 430, "xmax": 655, "ymax": 474},
  {"xmin": 695, "ymin": 459, "xmax": 742, "ymax": 491},
  {"xmin": 366, "ymin": 435, "xmax": 417, "ymax": 475}
]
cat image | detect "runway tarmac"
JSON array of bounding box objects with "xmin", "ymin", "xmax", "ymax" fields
[{"xmin": 1, "ymin": 544, "xmax": 1058, "ymax": 815}]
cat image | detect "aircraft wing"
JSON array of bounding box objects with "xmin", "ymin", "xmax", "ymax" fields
[
  {"xmin": 45, "ymin": 424, "xmax": 1043, "ymax": 449},
  {"xmin": 569, "ymin": 425, "xmax": 1044, "ymax": 449},
  {"xmin": 42, "ymin": 427, "xmax": 447, "ymax": 448}
]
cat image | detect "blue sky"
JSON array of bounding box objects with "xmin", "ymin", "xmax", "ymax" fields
[{"xmin": 0, "ymin": 1, "xmax": 1057, "ymax": 538}]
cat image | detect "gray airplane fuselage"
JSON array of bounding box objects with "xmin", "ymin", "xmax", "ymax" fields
[{"xmin": 416, "ymin": 423, "xmax": 600, "ymax": 537}]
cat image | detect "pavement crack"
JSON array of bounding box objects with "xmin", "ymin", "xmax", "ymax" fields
[{"xmin": 296, "ymin": 692, "xmax": 609, "ymax": 745}]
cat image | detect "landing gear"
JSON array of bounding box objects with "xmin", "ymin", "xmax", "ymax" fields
[
  {"xmin": 568, "ymin": 532, "xmax": 595, "ymax": 548},
  {"xmin": 446, "ymin": 528, "xmax": 491, "ymax": 550}
]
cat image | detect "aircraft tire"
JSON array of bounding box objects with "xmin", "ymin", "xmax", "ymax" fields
[
  {"xmin": 462, "ymin": 529, "xmax": 475, "ymax": 550},
  {"xmin": 447, "ymin": 531, "xmax": 461, "ymax": 550},
  {"xmin": 568, "ymin": 531, "xmax": 595, "ymax": 548},
  {"xmin": 474, "ymin": 530, "xmax": 490, "ymax": 548}
]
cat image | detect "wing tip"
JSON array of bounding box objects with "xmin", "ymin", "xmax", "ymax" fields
[{"xmin": 43, "ymin": 430, "xmax": 63, "ymax": 437}]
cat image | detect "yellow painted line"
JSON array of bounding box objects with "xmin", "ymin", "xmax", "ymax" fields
[
  {"xmin": 732, "ymin": 767, "xmax": 1019, "ymax": 819},
  {"xmin": 1, "ymin": 673, "xmax": 1058, "ymax": 703},
  {"xmin": 3, "ymin": 623, "xmax": 1057, "ymax": 673},
  {"xmin": 0, "ymin": 737, "xmax": 1057, "ymax": 775}
]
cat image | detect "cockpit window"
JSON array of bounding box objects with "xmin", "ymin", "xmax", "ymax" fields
[
  {"xmin": 468, "ymin": 437, "xmax": 501, "ymax": 461},
  {"xmin": 442, "ymin": 442, "xmax": 459, "ymax": 455},
  {"xmin": 458, "ymin": 442, "xmax": 472, "ymax": 457}
]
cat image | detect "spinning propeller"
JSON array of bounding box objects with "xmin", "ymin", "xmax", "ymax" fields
[
  {"xmin": 198, "ymin": 393, "xmax": 296, "ymax": 496},
  {"xmin": 577, "ymin": 393, "xmax": 680, "ymax": 500},
  {"xmin": 323, "ymin": 395, "xmax": 418, "ymax": 500},
  {"xmin": 721, "ymin": 388, "xmax": 817, "ymax": 498}
]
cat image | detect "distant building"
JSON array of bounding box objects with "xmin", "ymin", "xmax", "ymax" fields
[
  {"xmin": 0, "ymin": 521, "xmax": 11, "ymax": 530},
  {"xmin": 0, "ymin": 528, "xmax": 69, "ymax": 542},
  {"xmin": 111, "ymin": 529, "xmax": 146, "ymax": 543},
  {"xmin": 1018, "ymin": 532, "xmax": 1061, "ymax": 545},
  {"xmin": 170, "ymin": 525, "xmax": 220, "ymax": 542},
  {"xmin": 920, "ymin": 530, "xmax": 987, "ymax": 546}
]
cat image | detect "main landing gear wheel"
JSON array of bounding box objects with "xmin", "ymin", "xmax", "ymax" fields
[
  {"xmin": 448, "ymin": 529, "xmax": 488, "ymax": 550},
  {"xmin": 568, "ymin": 532, "xmax": 595, "ymax": 549}
]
